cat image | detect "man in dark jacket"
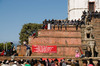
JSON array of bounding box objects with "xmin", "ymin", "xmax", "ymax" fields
[{"xmin": 23, "ymin": 41, "xmax": 31, "ymax": 56}]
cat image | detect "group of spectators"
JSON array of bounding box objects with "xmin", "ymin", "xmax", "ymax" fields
[
  {"xmin": 42, "ymin": 10, "xmax": 100, "ymax": 30},
  {"xmin": 0, "ymin": 58, "xmax": 100, "ymax": 66},
  {"xmin": 42, "ymin": 19, "xmax": 85, "ymax": 30},
  {"xmin": 42, "ymin": 19, "xmax": 85, "ymax": 25},
  {"xmin": 81, "ymin": 10, "xmax": 100, "ymax": 24}
]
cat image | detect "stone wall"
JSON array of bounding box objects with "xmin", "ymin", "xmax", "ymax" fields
[
  {"xmin": 91, "ymin": 18, "xmax": 100, "ymax": 56},
  {"xmin": 81, "ymin": 18, "xmax": 100, "ymax": 57}
]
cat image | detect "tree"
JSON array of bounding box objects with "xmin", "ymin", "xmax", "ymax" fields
[
  {"xmin": 0, "ymin": 42, "xmax": 12, "ymax": 52},
  {"xmin": 0, "ymin": 43, "xmax": 4, "ymax": 52},
  {"xmin": 19, "ymin": 23, "xmax": 42, "ymax": 44},
  {"xmin": 6, "ymin": 42, "xmax": 12, "ymax": 50}
]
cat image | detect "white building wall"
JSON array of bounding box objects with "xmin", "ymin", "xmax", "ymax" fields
[
  {"xmin": 68, "ymin": 0, "xmax": 100, "ymax": 20},
  {"xmin": 95, "ymin": 0, "xmax": 100, "ymax": 11}
]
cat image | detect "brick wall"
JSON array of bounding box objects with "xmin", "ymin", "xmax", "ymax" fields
[
  {"xmin": 18, "ymin": 26, "xmax": 82, "ymax": 57},
  {"xmin": 17, "ymin": 45, "xmax": 79, "ymax": 56},
  {"xmin": 29, "ymin": 37, "xmax": 81, "ymax": 45},
  {"xmin": 38, "ymin": 30, "xmax": 81, "ymax": 38},
  {"xmin": 31, "ymin": 47, "xmax": 79, "ymax": 56}
]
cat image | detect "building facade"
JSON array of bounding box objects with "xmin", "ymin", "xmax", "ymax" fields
[{"xmin": 68, "ymin": 0, "xmax": 100, "ymax": 20}]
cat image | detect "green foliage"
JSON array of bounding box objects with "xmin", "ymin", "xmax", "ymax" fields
[
  {"xmin": 19, "ymin": 23, "xmax": 42, "ymax": 44},
  {"xmin": 0, "ymin": 42, "xmax": 12, "ymax": 52},
  {"xmin": 0, "ymin": 43, "xmax": 4, "ymax": 51},
  {"xmin": 6, "ymin": 42, "xmax": 12, "ymax": 50}
]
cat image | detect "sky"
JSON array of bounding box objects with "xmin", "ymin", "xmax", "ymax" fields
[{"xmin": 0, "ymin": 0, "xmax": 68, "ymax": 44}]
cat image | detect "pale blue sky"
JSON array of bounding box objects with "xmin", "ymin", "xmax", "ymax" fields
[{"xmin": 0, "ymin": 0, "xmax": 68, "ymax": 43}]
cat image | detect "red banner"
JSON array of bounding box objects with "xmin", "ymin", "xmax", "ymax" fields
[{"xmin": 32, "ymin": 45, "xmax": 57, "ymax": 53}]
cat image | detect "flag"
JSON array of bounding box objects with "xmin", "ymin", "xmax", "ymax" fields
[
  {"xmin": 45, "ymin": 25, "xmax": 47, "ymax": 29},
  {"xmin": 79, "ymin": 47, "xmax": 83, "ymax": 54},
  {"xmin": 1, "ymin": 50, "xmax": 4, "ymax": 56},
  {"xmin": 32, "ymin": 32, "xmax": 36, "ymax": 37}
]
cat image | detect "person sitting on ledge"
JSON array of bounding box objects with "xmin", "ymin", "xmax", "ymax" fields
[
  {"xmin": 83, "ymin": 10, "xmax": 86, "ymax": 15},
  {"xmin": 60, "ymin": 21, "xmax": 62, "ymax": 30},
  {"xmin": 75, "ymin": 50, "xmax": 80, "ymax": 58},
  {"xmin": 64, "ymin": 21, "xmax": 67, "ymax": 30},
  {"xmin": 53, "ymin": 20, "xmax": 56, "ymax": 30},
  {"xmin": 57, "ymin": 22, "xmax": 59, "ymax": 30},
  {"xmin": 76, "ymin": 20, "xmax": 78, "ymax": 30}
]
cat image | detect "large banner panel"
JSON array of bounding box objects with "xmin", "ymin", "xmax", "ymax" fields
[{"xmin": 32, "ymin": 45, "xmax": 57, "ymax": 53}]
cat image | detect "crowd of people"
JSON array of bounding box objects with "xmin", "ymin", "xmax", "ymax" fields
[
  {"xmin": 42, "ymin": 10, "xmax": 100, "ymax": 30},
  {"xmin": 1, "ymin": 10, "xmax": 100, "ymax": 66},
  {"xmin": 42, "ymin": 19, "xmax": 85, "ymax": 30},
  {"xmin": 0, "ymin": 58, "xmax": 100, "ymax": 66},
  {"xmin": 0, "ymin": 42, "xmax": 17, "ymax": 56},
  {"xmin": 81, "ymin": 10, "xmax": 100, "ymax": 24},
  {"xmin": 42, "ymin": 19, "xmax": 85, "ymax": 26}
]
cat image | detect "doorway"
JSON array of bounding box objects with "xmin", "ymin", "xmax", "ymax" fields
[{"xmin": 89, "ymin": 2, "xmax": 95, "ymax": 12}]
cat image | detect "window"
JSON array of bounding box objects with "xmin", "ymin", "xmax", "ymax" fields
[{"xmin": 87, "ymin": 33, "xmax": 90, "ymax": 38}]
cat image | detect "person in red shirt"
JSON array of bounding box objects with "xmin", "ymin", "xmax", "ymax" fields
[{"xmin": 1, "ymin": 50, "xmax": 5, "ymax": 56}]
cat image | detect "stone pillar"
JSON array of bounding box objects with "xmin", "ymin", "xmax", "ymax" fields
[{"xmin": 89, "ymin": 41, "xmax": 95, "ymax": 57}]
